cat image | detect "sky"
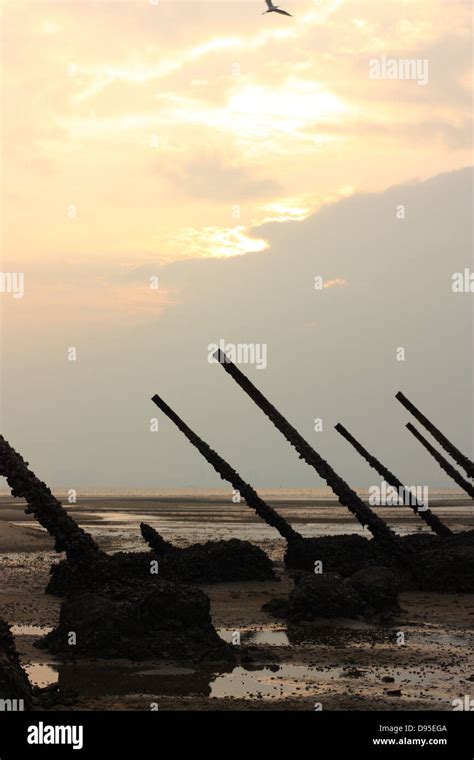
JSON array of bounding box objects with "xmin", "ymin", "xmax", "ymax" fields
[{"xmin": 0, "ymin": 0, "xmax": 472, "ymax": 490}]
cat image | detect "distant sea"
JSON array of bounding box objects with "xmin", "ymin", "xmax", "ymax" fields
[{"xmin": 1, "ymin": 487, "xmax": 469, "ymax": 503}]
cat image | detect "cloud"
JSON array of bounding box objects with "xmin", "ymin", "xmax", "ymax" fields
[
  {"xmin": 2, "ymin": 168, "xmax": 472, "ymax": 487},
  {"xmin": 161, "ymin": 155, "xmax": 280, "ymax": 201},
  {"xmin": 3, "ymin": 0, "xmax": 472, "ymax": 267}
]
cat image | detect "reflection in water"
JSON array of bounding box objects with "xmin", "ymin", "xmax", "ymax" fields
[
  {"xmin": 24, "ymin": 659, "xmax": 230, "ymax": 698},
  {"xmin": 218, "ymin": 628, "xmax": 289, "ymax": 646},
  {"xmin": 25, "ymin": 663, "xmax": 59, "ymax": 688},
  {"xmin": 24, "ymin": 655, "xmax": 461, "ymax": 701},
  {"xmin": 24, "ymin": 657, "xmax": 337, "ymax": 700},
  {"xmin": 210, "ymin": 664, "xmax": 336, "ymax": 699},
  {"xmin": 57, "ymin": 661, "xmax": 219, "ymax": 697}
]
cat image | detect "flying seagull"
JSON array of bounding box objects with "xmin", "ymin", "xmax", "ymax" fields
[{"xmin": 262, "ymin": 0, "xmax": 292, "ymax": 16}]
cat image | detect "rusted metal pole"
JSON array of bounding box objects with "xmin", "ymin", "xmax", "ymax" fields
[
  {"xmin": 0, "ymin": 434, "xmax": 102, "ymax": 563},
  {"xmin": 335, "ymin": 423, "xmax": 452, "ymax": 536},
  {"xmin": 213, "ymin": 351, "xmax": 416, "ymax": 573},
  {"xmin": 396, "ymin": 392, "xmax": 474, "ymax": 479},
  {"xmin": 406, "ymin": 423, "xmax": 474, "ymax": 500},
  {"xmin": 151, "ymin": 394, "xmax": 301, "ymax": 543}
]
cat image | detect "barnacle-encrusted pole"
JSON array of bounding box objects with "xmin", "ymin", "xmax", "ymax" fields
[
  {"xmin": 406, "ymin": 423, "xmax": 474, "ymax": 500},
  {"xmin": 335, "ymin": 423, "xmax": 452, "ymax": 537},
  {"xmin": 214, "ymin": 351, "xmax": 416, "ymax": 573},
  {"xmin": 396, "ymin": 392, "xmax": 474, "ymax": 478},
  {"xmin": 0, "ymin": 434, "xmax": 103, "ymax": 564},
  {"xmin": 151, "ymin": 394, "xmax": 301, "ymax": 543},
  {"xmin": 140, "ymin": 522, "xmax": 175, "ymax": 555}
]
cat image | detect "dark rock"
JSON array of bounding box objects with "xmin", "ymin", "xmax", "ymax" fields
[
  {"xmin": 47, "ymin": 534, "xmax": 275, "ymax": 597},
  {"xmin": 0, "ymin": 618, "xmax": 32, "ymax": 709},
  {"xmin": 407, "ymin": 530, "xmax": 474, "ymax": 593},
  {"xmin": 141, "ymin": 524, "xmax": 276, "ymax": 583},
  {"xmin": 349, "ymin": 566, "xmax": 401, "ymax": 612},
  {"xmin": 285, "ymin": 535, "xmax": 388, "ymax": 577},
  {"xmin": 37, "ymin": 580, "xmax": 234, "ymax": 664},
  {"xmin": 46, "ymin": 553, "xmax": 152, "ymax": 597},
  {"xmin": 282, "ymin": 573, "xmax": 366, "ymax": 622},
  {"xmin": 262, "ymin": 597, "xmax": 290, "ymax": 619},
  {"xmin": 283, "ymin": 532, "xmax": 474, "ymax": 594},
  {"xmin": 264, "ymin": 563, "xmax": 403, "ymax": 624}
]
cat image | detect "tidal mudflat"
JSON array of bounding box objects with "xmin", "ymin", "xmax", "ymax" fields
[{"xmin": 1, "ymin": 491, "xmax": 473, "ymax": 711}]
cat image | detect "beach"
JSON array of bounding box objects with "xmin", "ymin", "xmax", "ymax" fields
[{"xmin": 1, "ymin": 490, "xmax": 473, "ymax": 711}]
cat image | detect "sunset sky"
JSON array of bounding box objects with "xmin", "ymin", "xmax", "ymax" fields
[
  {"xmin": 1, "ymin": 1, "xmax": 472, "ymax": 488},
  {"xmin": 3, "ymin": 1, "xmax": 471, "ymax": 267}
]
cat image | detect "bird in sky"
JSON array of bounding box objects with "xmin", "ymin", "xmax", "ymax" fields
[{"xmin": 262, "ymin": 0, "xmax": 292, "ymax": 17}]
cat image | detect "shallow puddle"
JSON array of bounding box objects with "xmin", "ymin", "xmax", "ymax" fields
[
  {"xmin": 23, "ymin": 658, "xmax": 338, "ymax": 700},
  {"xmin": 25, "ymin": 663, "xmax": 59, "ymax": 688},
  {"xmin": 210, "ymin": 664, "xmax": 336, "ymax": 699},
  {"xmin": 12, "ymin": 624, "xmax": 52, "ymax": 636},
  {"xmin": 22, "ymin": 655, "xmax": 455, "ymax": 701},
  {"xmin": 218, "ymin": 627, "xmax": 289, "ymax": 646}
]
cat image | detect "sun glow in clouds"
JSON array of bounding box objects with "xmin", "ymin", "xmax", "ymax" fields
[
  {"xmin": 2, "ymin": 0, "xmax": 471, "ymax": 278},
  {"xmin": 259, "ymin": 200, "xmax": 312, "ymax": 224},
  {"xmin": 173, "ymin": 227, "xmax": 268, "ymax": 259},
  {"xmin": 230, "ymin": 83, "xmax": 346, "ymax": 124},
  {"xmin": 170, "ymin": 82, "xmax": 349, "ymax": 149}
]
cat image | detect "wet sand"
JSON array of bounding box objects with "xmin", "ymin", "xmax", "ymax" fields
[{"xmin": 1, "ymin": 493, "xmax": 473, "ymax": 711}]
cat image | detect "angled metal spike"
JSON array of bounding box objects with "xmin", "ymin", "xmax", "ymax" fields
[
  {"xmin": 335, "ymin": 422, "xmax": 452, "ymax": 536},
  {"xmin": 151, "ymin": 393, "xmax": 301, "ymax": 543},
  {"xmin": 396, "ymin": 392, "xmax": 474, "ymax": 479},
  {"xmin": 406, "ymin": 423, "xmax": 474, "ymax": 500}
]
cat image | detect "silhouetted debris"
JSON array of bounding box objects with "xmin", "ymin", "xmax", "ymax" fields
[
  {"xmin": 406, "ymin": 423, "xmax": 474, "ymax": 499},
  {"xmin": 214, "ymin": 352, "xmax": 418, "ymax": 579},
  {"xmin": 37, "ymin": 581, "xmax": 235, "ymax": 664},
  {"xmin": 0, "ymin": 618, "xmax": 32, "ymax": 709},
  {"xmin": 140, "ymin": 523, "xmax": 276, "ymax": 582},
  {"xmin": 396, "ymin": 391, "xmax": 474, "ymax": 479},
  {"xmin": 335, "ymin": 422, "xmax": 452, "ymax": 536}
]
